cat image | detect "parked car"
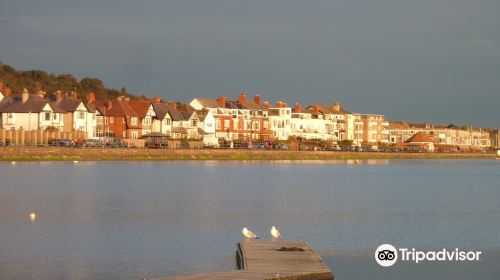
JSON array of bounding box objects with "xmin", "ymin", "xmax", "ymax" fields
[
  {"xmin": 74, "ymin": 138, "xmax": 87, "ymax": 147},
  {"xmin": 265, "ymin": 141, "xmax": 275, "ymax": 149},
  {"xmin": 57, "ymin": 139, "xmax": 74, "ymax": 147},
  {"xmin": 276, "ymin": 143, "xmax": 289, "ymax": 150},
  {"xmin": 48, "ymin": 138, "xmax": 59, "ymax": 146},
  {"xmin": 105, "ymin": 138, "xmax": 127, "ymax": 148},
  {"xmin": 85, "ymin": 139, "xmax": 104, "ymax": 148},
  {"xmin": 253, "ymin": 142, "xmax": 266, "ymax": 149}
]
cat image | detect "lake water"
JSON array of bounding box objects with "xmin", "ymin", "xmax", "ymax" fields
[{"xmin": 0, "ymin": 160, "xmax": 499, "ymax": 279}]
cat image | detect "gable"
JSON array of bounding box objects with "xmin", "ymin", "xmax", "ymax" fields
[
  {"xmin": 42, "ymin": 103, "xmax": 53, "ymax": 112},
  {"xmin": 76, "ymin": 102, "xmax": 88, "ymax": 112},
  {"xmin": 147, "ymin": 105, "xmax": 156, "ymax": 117}
]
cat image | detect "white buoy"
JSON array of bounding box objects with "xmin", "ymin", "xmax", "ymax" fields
[
  {"xmin": 29, "ymin": 212, "xmax": 37, "ymax": 222},
  {"xmin": 73, "ymin": 160, "xmax": 79, "ymax": 163},
  {"xmin": 11, "ymin": 161, "xmax": 16, "ymax": 165}
]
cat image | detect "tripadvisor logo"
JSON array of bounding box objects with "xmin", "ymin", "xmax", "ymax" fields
[{"xmin": 375, "ymin": 244, "xmax": 482, "ymax": 267}]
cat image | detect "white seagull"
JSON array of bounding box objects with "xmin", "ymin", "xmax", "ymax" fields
[
  {"xmin": 242, "ymin": 227, "xmax": 259, "ymax": 241},
  {"xmin": 271, "ymin": 226, "xmax": 281, "ymax": 242}
]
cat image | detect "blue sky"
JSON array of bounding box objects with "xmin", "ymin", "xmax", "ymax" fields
[{"xmin": 1, "ymin": 0, "xmax": 499, "ymax": 127}]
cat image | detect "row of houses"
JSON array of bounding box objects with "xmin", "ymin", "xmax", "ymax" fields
[{"xmin": 0, "ymin": 84, "xmax": 498, "ymax": 150}]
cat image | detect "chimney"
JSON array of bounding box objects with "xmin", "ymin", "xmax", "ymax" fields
[
  {"xmin": 152, "ymin": 96, "xmax": 162, "ymax": 104},
  {"xmin": 294, "ymin": 102, "xmax": 302, "ymax": 113},
  {"xmin": 254, "ymin": 94, "xmax": 261, "ymax": 106},
  {"xmin": 70, "ymin": 91, "xmax": 77, "ymax": 101},
  {"xmin": 263, "ymin": 101, "xmax": 270, "ymax": 109},
  {"xmin": 106, "ymin": 100, "xmax": 113, "ymax": 110},
  {"xmin": 313, "ymin": 104, "xmax": 319, "ymax": 115},
  {"xmin": 332, "ymin": 101, "xmax": 340, "ymax": 112},
  {"xmin": 238, "ymin": 92, "xmax": 247, "ymax": 104},
  {"xmin": 87, "ymin": 92, "xmax": 96, "ymax": 104},
  {"xmin": 22, "ymin": 88, "xmax": 29, "ymax": 103},
  {"xmin": 55, "ymin": 91, "xmax": 63, "ymax": 102},
  {"xmin": 4, "ymin": 87, "xmax": 12, "ymax": 97},
  {"xmin": 217, "ymin": 96, "xmax": 226, "ymax": 108}
]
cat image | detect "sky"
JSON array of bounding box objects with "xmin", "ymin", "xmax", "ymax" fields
[{"xmin": 0, "ymin": 0, "xmax": 499, "ymax": 127}]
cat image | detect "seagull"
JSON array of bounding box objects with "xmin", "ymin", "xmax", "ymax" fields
[
  {"xmin": 242, "ymin": 227, "xmax": 259, "ymax": 241},
  {"xmin": 271, "ymin": 226, "xmax": 281, "ymax": 242}
]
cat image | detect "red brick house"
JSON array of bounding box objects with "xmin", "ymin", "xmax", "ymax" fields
[{"xmin": 94, "ymin": 97, "xmax": 142, "ymax": 139}]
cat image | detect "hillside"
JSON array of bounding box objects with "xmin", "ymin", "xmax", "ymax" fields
[{"xmin": 0, "ymin": 60, "xmax": 137, "ymax": 100}]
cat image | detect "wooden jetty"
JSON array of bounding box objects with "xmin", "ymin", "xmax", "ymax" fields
[{"xmin": 151, "ymin": 240, "xmax": 334, "ymax": 280}]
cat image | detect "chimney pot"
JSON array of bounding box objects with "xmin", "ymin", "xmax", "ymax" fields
[
  {"xmin": 254, "ymin": 94, "xmax": 261, "ymax": 106},
  {"xmin": 87, "ymin": 92, "xmax": 96, "ymax": 104},
  {"xmin": 152, "ymin": 96, "xmax": 161, "ymax": 104},
  {"xmin": 332, "ymin": 101, "xmax": 340, "ymax": 112},
  {"xmin": 217, "ymin": 96, "xmax": 226, "ymax": 108},
  {"xmin": 294, "ymin": 103, "xmax": 302, "ymax": 113},
  {"xmin": 238, "ymin": 92, "xmax": 247, "ymax": 104},
  {"xmin": 56, "ymin": 91, "xmax": 63, "ymax": 103},
  {"xmin": 4, "ymin": 87, "xmax": 12, "ymax": 97},
  {"xmin": 313, "ymin": 104, "xmax": 319, "ymax": 114},
  {"xmin": 22, "ymin": 88, "xmax": 29, "ymax": 103}
]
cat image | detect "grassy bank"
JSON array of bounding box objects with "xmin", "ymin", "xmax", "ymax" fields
[{"xmin": 0, "ymin": 147, "xmax": 496, "ymax": 161}]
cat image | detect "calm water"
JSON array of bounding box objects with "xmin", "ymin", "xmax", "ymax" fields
[{"xmin": 0, "ymin": 160, "xmax": 499, "ymax": 279}]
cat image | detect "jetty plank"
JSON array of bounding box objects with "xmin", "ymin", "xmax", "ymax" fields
[{"xmin": 151, "ymin": 240, "xmax": 333, "ymax": 280}]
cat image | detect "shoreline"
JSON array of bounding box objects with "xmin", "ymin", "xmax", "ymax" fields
[{"xmin": 0, "ymin": 147, "xmax": 496, "ymax": 161}]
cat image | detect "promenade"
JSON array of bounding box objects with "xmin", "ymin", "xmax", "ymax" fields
[{"xmin": 0, "ymin": 146, "xmax": 495, "ymax": 161}]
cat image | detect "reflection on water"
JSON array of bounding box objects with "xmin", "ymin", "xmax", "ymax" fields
[{"xmin": 0, "ymin": 160, "xmax": 499, "ymax": 280}]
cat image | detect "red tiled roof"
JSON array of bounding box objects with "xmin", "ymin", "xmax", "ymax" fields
[
  {"xmin": 127, "ymin": 100, "xmax": 152, "ymax": 117},
  {"xmin": 94, "ymin": 100, "xmax": 139, "ymax": 117},
  {"xmin": 405, "ymin": 132, "xmax": 433, "ymax": 143}
]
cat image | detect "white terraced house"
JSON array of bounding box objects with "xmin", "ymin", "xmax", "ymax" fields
[{"xmin": 0, "ymin": 89, "xmax": 65, "ymax": 131}]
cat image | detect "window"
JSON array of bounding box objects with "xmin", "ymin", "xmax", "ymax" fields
[
  {"xmin": 104, "ymin": 117, "xmax": 109, "ymax": 125},
  {"xmin": 123, "ymin": 131, "xmax": 127, "ymax": 138},
  {"xmin": 78, "ymin": 112, "xmax": 85, "ymax": 119},
  {"xmin": 143, "ymin": 117, "xmax": 151, "ymax": 125},
  {"xmin": 44, "ymin": 112, "xmax": 51, "ymax": 121},
  {"xmin": 192, "ymin": 120, "xmax": 197, "ymax": 126},
  {"xmin": 216, "ymin": 120, "xmax": 221, "ymax": 129},
  {"xmin": 163, "ymin": 119, "xmax": 171, "ymax": 126},
  {"xmin": 53, "ymin": 113, "xmax": 59, "ymax": 122},
  {"xmin": 110, "ymin": 117, "xmax": 114, "ymax": 124},
  {"xmin": 7, "ymin": 113, "xmax": 15, "ymax": 124},
  {"xmin": 123, "ymin": 117, "xmax": 126, "ymax": 123},
  {"xmin": 132, "ymin": 131, "xmax": 138, "ymax": 139},
  {"xmin": 131, "ymin": 117, "xmax": 138, "ymax": 126}
]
